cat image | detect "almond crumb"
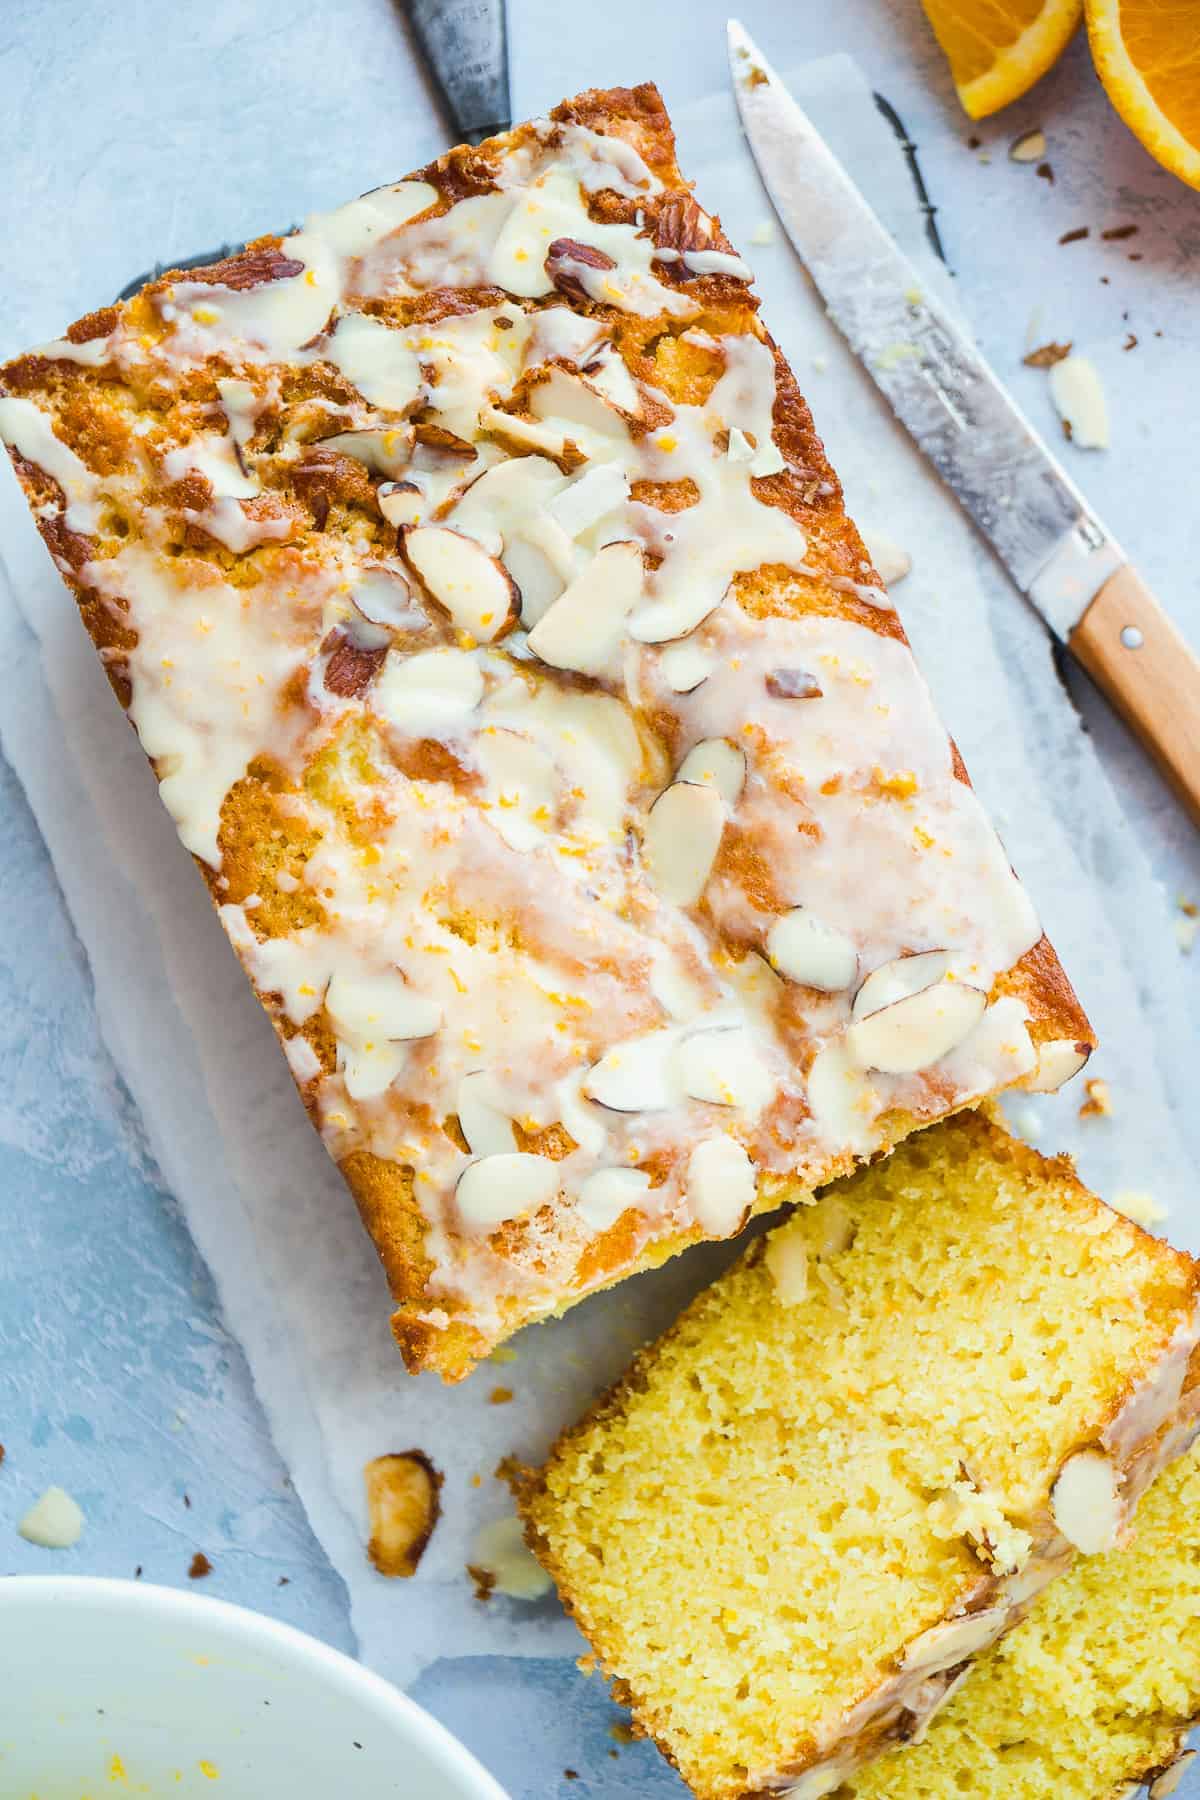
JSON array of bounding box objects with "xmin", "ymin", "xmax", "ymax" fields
[
  {"xmin": 1079, "ymin": 1077, "xmax": 1112, "ymax": 1118},
  {"xmin": 364, "ymin": 1450, "xmax": 443, "ymax": 1578},
  {"xmin": 489, "ymin": 1386, "xmax": 514, "ymax": 1405}
]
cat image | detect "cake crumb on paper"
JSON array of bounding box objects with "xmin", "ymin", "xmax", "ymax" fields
[
  {"xmin": 1079, "ymin": 1078, "xmax": 1113, "ymax": 1119},
  {"xmin": 748, "ymin": 219, "xmax": 776, "ymax": 246}
]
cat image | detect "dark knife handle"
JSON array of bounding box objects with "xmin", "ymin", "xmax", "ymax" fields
[{"xmin": 405, "ymin": 0, "xmax": 511, "ymax": 143}]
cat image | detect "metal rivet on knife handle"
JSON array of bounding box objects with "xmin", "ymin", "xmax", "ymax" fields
[{"xmin": 1069, "ymin": 565, "xmax": 1200, "ymax": 826}]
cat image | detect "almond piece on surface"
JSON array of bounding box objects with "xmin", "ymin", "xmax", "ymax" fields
[
  {"xmin": 316, "ymin": 424, "xmax": 415, "ymax": 479},
  {"xmin": 456, "ymin": 1151, "xmax": 561, "ymax": 1232},
  {"xmin": 847, "ymin": 978, "xmax": 987, "ymax": 1075},
  {"xmin": 374, "ymin": 646, "xmax": 484, "ymax": 738},
  {"xmin": 1050, "ymin": 1449, "xmax": 1123, "ymax": 1554},
  {"xmin": 659, "ymin": 638, "xmax": 716, "ymax": 693},
  {"xmin": 547, "ymin": 462, "xmax": 630, "ymax": 539},
  {"xmin": 1023, "ymin": 1036, "xmax": 1092, "ymax": 1092},
  {"xmin": 583, "ymin": 1028, "xmax": 684, "ymax": 1114},
  {"xmin": 526, "ymin": 540, "xmax": 644, "ymax": 678},
  {"xmin": 403, "ymin": 526, "xmax": 520, "ymax": 642},
  {"xmin": 686, "ymin": 1134, "xmax": 756, "ymax": 1237},
  {"xmin": 364, "ymin": 1450, "xmax": 443, "ymax": 1578},
  {"xmin": 325, "ymin": 969, "xmax": 442, "ymax": 1043},
  {"xmin": 576, "ymin": 1165, "xmax": 652, "ymax": 1232},
  {"xmin": 643, "ymin": 780, "xmax": 725, "ymax": 906},
  {"xmin": 678, "ymin": 1024, "xmax": 775, "ymax": 1113},
  {"xmin": 676, "ymin": 737, "xmax": 746, "ymax": 808},
  {"xmin": 766, "ymin": 908, "xmax": 858, "ymax": 992},
  {"xmin": 899, "ymin": 1607, "xmax": 1007, "ymax": 1675},
  {"xmin": 456, "ymin": 1070, "xmax": 517, "ymax": 1157},
  {"xmin": 852, "ymin": 949, "xmax": 952, "ymax": 1020}
]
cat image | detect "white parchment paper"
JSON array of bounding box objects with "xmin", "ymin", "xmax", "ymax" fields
[{"xmin": 0, "ymin": 55, "xmax": 1195, "ymax": 1693}]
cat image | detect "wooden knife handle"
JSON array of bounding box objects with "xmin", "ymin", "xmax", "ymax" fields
[{"xmin": 1069, "ymin": 563, "xmax": 1200, "ymax": 825}]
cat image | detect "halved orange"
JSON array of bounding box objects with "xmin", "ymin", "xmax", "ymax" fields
[
  {"xmin": 1086, "ymin": 0, "xmax": 1200, "ymax": 190},
  {"xmin": 919, "ymin": 0, "xmax": 1084, "ymax": 118}
]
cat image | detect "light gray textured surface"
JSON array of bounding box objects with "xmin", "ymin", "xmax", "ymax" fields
[{"xmin": 0, "ymin": 5, "xmax": 1197, "ymax": 1797}]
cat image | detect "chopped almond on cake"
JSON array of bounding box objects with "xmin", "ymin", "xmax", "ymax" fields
[
  {"xmin": 519, "ymin": 1113, "xmax": 1200, "ymax": 1800},
  {"xmin": 849, "ymin": 1441, "xmax": 1200, "ymax": 1800},
  {"xmin": 0, "ymin": 85, "xmax": 1091, "ymax": 1378}
]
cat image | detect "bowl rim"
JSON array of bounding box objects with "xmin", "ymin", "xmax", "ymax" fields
[{"xmin": 0, "ymin": 1573, "xmax": 510, "ymax": 1799}]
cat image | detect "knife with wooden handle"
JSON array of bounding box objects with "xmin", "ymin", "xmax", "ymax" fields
[{"xmin": 728, "ymin": 20, "xmax": 1200, "ymax": 824}]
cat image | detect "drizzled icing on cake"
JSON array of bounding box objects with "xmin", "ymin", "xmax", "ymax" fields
[{"xmin": 0, "ymin": 118, "xmax": 1047, "ymax": 1337}]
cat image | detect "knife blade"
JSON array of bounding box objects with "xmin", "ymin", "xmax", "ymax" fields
[
  {"xmin": 728, "ymin": 19, "xmax": 1200, "ymax": 824},
  {"xmin": 406, "ymin": 0, "xmax": 511, "ymax": 143}
]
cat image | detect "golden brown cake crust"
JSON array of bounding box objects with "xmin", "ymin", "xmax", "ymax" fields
[
  {"xmin": 0, "ymin": 85, "xmax": 1092, "ymax": 1378},
  {"xmin": 518, "ymin": 1111, "xmax": 1200, "ymax": 1799}
]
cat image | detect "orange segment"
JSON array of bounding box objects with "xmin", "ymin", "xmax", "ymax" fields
[
  {"xmin": 1086, "ymin": 0, "xmax": 1200, "ymax": 189},
  {"xmin": 919, "ymin": 0, "xmax": 1084, "ymax": 118}
]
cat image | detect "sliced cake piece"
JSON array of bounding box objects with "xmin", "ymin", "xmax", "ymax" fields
[
  {"xmin": 0, "ymin": 83, "xmax": 1092, "ymax": 1378},
  {"xmin": 848, "ymin": 1441, "xmax": 1200, "ymax": 1800},
  {"xmin": 519, "ymin": 1113, "xmax": 1200, "ymax": 1800}
]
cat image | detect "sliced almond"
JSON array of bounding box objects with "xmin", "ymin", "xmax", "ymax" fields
[
  {"xmin": 469, "ymin": 1515, "xmax": 553, "ymax": 1601},
  {"xmin": 17, "ymin": 1485, "xmax": 85, "ymax": 1549},
  {"xmin": 648, "ymin": 945, "xmax": 710, "ymax": 1022},
  {"xmin": 1150, "ymin": 1752, "xmax": 1197, "ymax": 1799},
  {"xmin": 374, "ymin": 646, "xmax": 484, "ymax": 739},
  {"xmin": 476, "ymin": 726, "xmax": 559, "ymax": 851},
  {"xmin": 859, "ymin": 526, "xmax": 912, "ymax": 586},
  {"xmin": 403, "ymin": 526, "xmax": 519, "ymax": 642},
  {"xmin": 629, "ymin": 579, "xmax": 723, "ymax": 646},
  {"xmin": 1023, "ymin": 1036, "xmax": 1092, "ymax": 1093},
  {"xmin": 527, "ymin": 306, "xmax": 609, "ymax": 367},
  {"xmin": 529, "ymin": 366, "xmax": 633, "ymax": 449},
  {"xmin": 526, "ymin": 540, "xmax": 644, "ymax": 678},
  {"xmin": 576, "ymin": 1165, "xmax": 652, "ymax": 1232},
  {"xmin": 642, "ymin": 781, "xmax": 725, "ymax": 906},
  {"xmin": 547, "ymin": 463, "xmax": 630, "ymax": 539},
  {"xmin": 765, "ymin": 1231, "xmax": 809, "ymax": 1305},
  {"xmin": 456, "ymin": 1151, "xmax": 561, "ymax": 1232},
  {"xmin": 847, "ymin": 978, "xmax": 987, "ymax": 1074},
  {"xmin": 317, "ymin": 424, "xmax": 415, "ymax": 479},
  {"xmin": 852, "ymin": 949, "xmax": 952, "ymax": 1020},
  {"xmin": 447, "ymin": 454, "xmax": 567, "ymax": 551},
  {"xmin": 364, "ymin": 1451, "xmax": 442, "ymax": 1578},
  {"xmin": 659, "ymin": 639, "xmax": 717, "ymax": 693},
  {"xmin": 1050, "ymin": 1449, "xmax": 1123, "ymax": 1554},
  {"xmin": 900, "ymin": 1607, "xmax": 1007, "ymax": 1675},
  {"xmin": 676, "ymin": 738, "xmax": 746, "ymax": 808},
  {"xmin": 766, "ymin": 909, "xmax": 857, "ymax": 992},
  {"xmin": 456, "ymin": 1070, "xmax": 517, "ymax": 1157},
  {"xmin": 325, "ymin": 969, "xmax": 442, "ymax": 1042},
  {"xmin": 504, "ymin": 535, "xmax": 566, "ymax": 629},
  {"xmin": 679, "ymin": 1025, "xmax": 775, "ymax": 1113},
  {"xmin": 805, "ymin": 1041, "xmax": 875, "ymax": 1151},
  {"xmin": 478, "ymin": 404, "xmax": 578, "ymax": 465},
  {"xmin": 326, "ymin": 312, "xmax": 422, "ymax": 412},
  {"xmin": 350, "ymin": 566, "xmax": 424, "ymax": 630},
  {"xmin": 379, "ymin": 480, "xmax": 425, "ymax": 528},
  {"xmin": 777, "ymin": 1763, "xmax": 848, "ymax": 1800},
  {"xmin": 583, "ymin": 1028, "xmax": 683, "ymax": 1113},
  {"xmin": 686, "ymin": 1134, "xmax": 756, "ymax": 1237}
]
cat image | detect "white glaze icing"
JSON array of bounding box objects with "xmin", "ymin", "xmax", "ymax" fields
[{"xmin": 0, "ymin": 114, "xmax": 1050, "ymax": 1337}]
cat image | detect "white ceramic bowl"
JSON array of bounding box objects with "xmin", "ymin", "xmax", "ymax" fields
[{"xmin": 0, "ymin": 1575, "xmax": 510, "ymax": 1798}]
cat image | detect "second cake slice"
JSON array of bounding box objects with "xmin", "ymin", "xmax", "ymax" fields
[{"xmin": 519, "ymin": 1112, "xmax": 1200, "ymax": 1800}]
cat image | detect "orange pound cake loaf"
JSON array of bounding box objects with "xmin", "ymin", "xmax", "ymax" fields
[
  {"xmin": 0, "ymin": 85, "xmax": 1092, "ymax": 1377},
  {"xmin": 848, "ymin": 1442, "xmax": 1200, "ymax": 1800},
  {"xmin": 519, "ymin": 1114, "xmax": 1200, "ymax": 1800}
]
